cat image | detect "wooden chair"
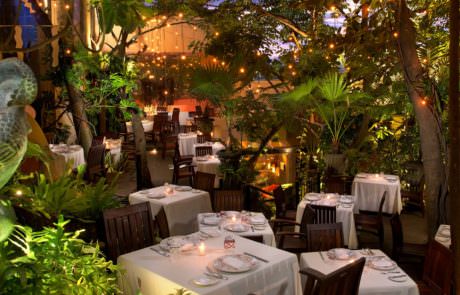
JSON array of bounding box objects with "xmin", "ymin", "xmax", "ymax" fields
[
  {"xmin": 273, "ymin": 186, "xmax": 296, "ymax": 220},
  {"xmin": 172, "ymin": 157, "xmax": 194, "ymax": 185},
  {"xmin": 310, "ymin": 204, "xmax": 336, "ymax": 224},
  {"xmin": 275, "ymin": 205, "xmax": 315, "ymax": 253},
  {"xmin": 195, "ymin": 145, "xmax": 213, "ymax": 156},
  {"xmin": 306, "ymin": 223, "xmax": 344, "ymax": 252},
  {"xmin": 195, "ymin": 105, "xmax": 203, "ymax": 116},
  {"xmin": 85, "ymin": 144, "xmax": 106, "ymax": 181},
  {"xmin": 401, "ymin": 161, "xmax": 425, "ymax": 216},
  {"xmin": 161, "ymin": 134, "xmax": 178, "ymax": 159},
  {"xmin": 390, "ymin": 213, "xmax": 427, "ymax": 262},
  {"xmin": 156, "ymin": 106, "xmax": 167, "ymax": 113},
  {"xmin": 354, "ymin": 191, "xmax": 386, "ymax": 249},
  {"xmin": 193, "ymin": 171, "xmax": 215, "ymax": 196},
  {"xmin": 155, "ymin": 207, "xmax": 170, "ymax": 239},
  {"xmin": 120, "ymin": 121, "xmax": 134, "ymax": 143},
  {"xmin": 212, "ymin": 190, "xmax": 244, "ymax": 212},
  {"xmin": 324, "ymin": 174, "xmax": 353, "ymax": 195},
  {"xmin": 92, "ymin": 136, "xmax": 105, "ymax": 146},
  {"xmin": 171, "ymin": 108, "xmax": 180, "ymax": 123},
  {"xmin": 300, "ymin": 257, "xmax": 365, "ymax": 295},
  {"xmin": 197, "ymin": 134, "xmax": 211, "ymax": 143},
  {"xmin": 244, "ymin": 235, "xmax": 264, "ymax": 244},
  {"xmin": 103, "ymin": 202, "xmax": 155, "ymax": 262},
  {"xmin": 417, "ymin": 240, "xmax": 453, "ymax": 295},
  {"xmin": 180, "ymin": 125, "xmax": 197, "ymax": 133}
]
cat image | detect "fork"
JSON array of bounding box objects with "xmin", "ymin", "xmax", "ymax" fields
[{"xmin": 206, "ymin": 266, "xmax": 228, "ymax": 280}]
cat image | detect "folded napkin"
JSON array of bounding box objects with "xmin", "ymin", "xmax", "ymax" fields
[
  {"xmin": 250, "ymin": 216, "xmax": 265, "ymax": 225},
  {"xmin": 222, "ymin": 256, "xmax": 246, "ymax": 269}
]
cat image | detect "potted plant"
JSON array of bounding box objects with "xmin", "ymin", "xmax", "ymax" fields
[{"xmin": 285, "ymin": 72, "xmax": 367, "ymax": 174}]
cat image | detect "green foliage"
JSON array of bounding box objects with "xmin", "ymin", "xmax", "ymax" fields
[
  {"xmin": 167, "ymin": 288, "xmax": 192, "ymax": 295},
  {"xmin": 0, "ymin": 216, "xmax": 119, "ymax": 294},
  {"xmin": 4, "ymin": 170, "xmax": 119, "ymax": 222},
  {"xmin": 0, "ymin": 200, "xmax": 15, "ymax": 242}
]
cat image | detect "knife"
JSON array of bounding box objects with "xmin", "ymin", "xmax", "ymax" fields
[
  {"xmin": 244, "ymin": 252, "xmax": 269, "ymax": 263},
  {"xmin": 319, "ymin": 251, "xmax": 326, "ymax": 262}
]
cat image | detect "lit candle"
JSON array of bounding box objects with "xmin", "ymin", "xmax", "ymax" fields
[
  {"xmin": 271, "ymin": 166, "xmax": 276, "ymax": 174},
  {"xmin": 198, "ymin": 242, "xmax": 206, "ymax": 256},
  {"xmin": 210, "ymin": 131, "xmax": 214, "ymax": 137},
  {"xmin": 151, "ymin": 148, "xmax": 158, "ymax": 155},
  {"xmin": 231, "ymin": 215, "xmax": 236, "ymax": 223}
]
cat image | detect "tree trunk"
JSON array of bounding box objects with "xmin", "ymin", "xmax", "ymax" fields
[
  {"xmin": 64, "ymin": 77, "xmax": 93, "ymax": 155},
  {"xmin": 448, "ymin": 0, "xmax": 459, "ymax": 291},
  {"xmin": 131, "ymin": 112, "xmax": 152, "ymax": 189},
  {"xmin": 397, "ymin": 0, "xmax": 447, "ymax": 236}
]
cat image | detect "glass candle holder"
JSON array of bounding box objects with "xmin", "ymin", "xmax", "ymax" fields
[{"xmin": 224, "ymin": 235, "xmax": 235, "ymax": 249}]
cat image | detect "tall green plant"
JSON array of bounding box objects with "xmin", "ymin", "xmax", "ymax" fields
[{"xmin": 0, "ymin": 216, "xmax": 119, "ymax": 294}]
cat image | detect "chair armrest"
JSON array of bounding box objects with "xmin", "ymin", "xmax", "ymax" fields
[
  {"xmin": 276, "ymin": 231, "xmax": 307, "ymax": 249},
  {"xmin": 272, "ymin": 218, "xmax": 300, "ymax": 227}
]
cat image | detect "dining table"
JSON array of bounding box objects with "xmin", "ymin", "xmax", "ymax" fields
[
  {"xmin": 49, "ymin": 144, "xmax": 85, "ymax": 169},
  {"xmin": 300, "ymin": 249, "xmax": 419, "ymax": 295},
  {"xmin": 129, "ymin": 186, "xmax": 212, "ymax": 236},
  {"xmin": 118, "ymin": 234, "xmax": 302, "ymax": 295},
  {"xmin": 125, "ymin": 119, "xmax": 154, "ymax": 133},
  {"xmin": 352, "ymin": 173, "xmax": 402, "ymax": 214},
  {"xmin": 434, "ymin": 224, "xmax": 451, "ymax": 248},
  {"xmin": 104, "ymin": 138, "xmax": 122, "ymax": 164},
  {"xmin": 295, "ymin": 193, "xmax": 359, "ymax": 249},
  {"xmin": 193, "ymin": 155, "xmax": 221, "ymax": 188},
  {"xmin": 197, "ymin": 212, "xmax": 276, "ymax": 247},
  {"xmin": 178, "ymin": 133, "xmax": 225, "ymax": 156}
]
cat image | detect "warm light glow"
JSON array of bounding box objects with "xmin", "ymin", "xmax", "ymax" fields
[
  {"xmin": 393, "ymin": 31, "xmax": 399, "ymax": 38},
  {"xmin": 271, "ymin": 166, "xmax": 276, "ymax": 173},
  {"xmin": 212, "ymin": 58, "xmax": 218, "ymax": 63},
  {"xmin": 151, "ymin": 149, "xmax": 158, "ymax": 155},
  {"xmin": 15, "ymin": 190, "xmax": 23, "ymax": 196},
  {"xmin": 221, "ymin": 61, "xmax": 225, "ymax": 66},
  {"xmin": 256, "ymin": 51, "xmax": 262, "ymax": 56},
  {"xmin": 421, "ymin": 99, "xmax": 427, "ymax": 105},
  {"xmin": 308, "ymin": 48, "xmax": 313, "ymax": 53},
  {"xmin": 164, "ymin": 90, "xmax": 169, "ymax": 95},
  {"xmin": 329, "ymin": 43, "xmax": 335, "ymax": 49},
  {"xmin": 288, "ymin": 64, "xmax": 293, "ymax": 69},
  {"xmin": 239, "ymin": 67, "xmax": 245, "ymax": 73},
  {"xmin": 330, "ymin": 5, "xmax": 336, "ymax": 11},
  {"xmin": 422, "ymin": 58, "xmax": 428, "ymax": 63},
  {"xmin": 166, "ymin": 23, "xmax": 171, "ymax": 27},
  {"xmin": 65, "ymin": 4, "xmax": 70, "ymax": 10},
  {"xmin": 180, "ymin": 55, "xmax": 186, "ymax": 60},
  {"xmin": 231, "ymin": 216, "xmax": 236, "ymax": 223},
  {"xmin": 291, "ymin": 71, "xmax": 297, "ymax": 76},
  {"xmin": 198, "ymin": 242, "xmax": 206, "ymax": 256},
  {"xmin": 65, "ymin": 48, "xmax": 71, "ymax": 55},
  {"xmin": 215, "ymin": 32, "xmax": 220, "ymax": 36},
  {"xmin": 178, "ymin": 13, "xmax": 183, "ymax": 18},
  {"xmin": 148, "ymin": 75, "xmax": 155, "ymax": 79}
]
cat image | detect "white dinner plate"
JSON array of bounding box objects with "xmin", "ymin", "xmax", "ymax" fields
[
  {"xmin": 224, "ymin": 223, "xmax": 250, "ymax": 232},
  {"xmin": 327, "ymin": 248, "xmax": 355, "ymax": 260},
  {"xmin": 213, "ymin": 254, "xmax": 258, "ymax": 273},
  {"xmin": 388, "ymin": 276, "xmax": 408, "ymax": 283},
  {"xmin": 368, "ymin": 257, "xmax": 397, "ymax": 271},
  {"xmin": 147, "ymin": 194, "xmax": 165, "ymax": 199},
  {"xmin": 175, "ymin": 186, "xmax": 192, "ymax": 191},
  {"xmin": 191, "ymin": 276, "xmax": 219, "ymax": 286},
  {"xmin": 305, "ymin": 194, "xmax": 321, "ymax": 201},
  {"xmin": 160, "ymin": 236, "xmax": 190, "ymax": 250}
]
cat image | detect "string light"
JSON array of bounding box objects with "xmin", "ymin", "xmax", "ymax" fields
[
  {"xmin": 214, "ymin": 32, "xmax": 220, "ymax": 37},
  {"xmin": 291, "ymin": 71, "xmax": 297, "ymax": 76},
  {"xmin": 178, "ymin": 13, "xmax": 183, "ymax": 18},
  {"xmin": 330, "ymin": 5, "xmax": 336, "ymax": 11},
  {"xmin": 239, "ymin": 67, "xmax": 245, "ymax": 73},
  {"xmin": 393, "ymin": 31, "xmax": 399, "ymax": 38},
  {"xmin": 65, "ymin": 4, "xmax": 70, "ymax": 10},
  {"xmin": 180, "ymin": 55, "xmax": 186, "ymax": 60},
  {"xmin": 212, "ymin": 58, "xmax": 218, "ymax": 63},
  {"xmin": 256, "ymin": 51, "xmax": 261, "ymax": 56},
  {"xmin": 288, "ymin": 64, "xmax": 293, "ymax": 69},
  {"xmin": 15, "ymin": 190, "xmax": 23, "ymax": 196},
  {"xmin": 164, "ymin": 90, "xmax": 169, "ymax": 95},
  {"xmin": 65, "ymin": 48, "xmax": 71, "ymax": 55},
  {"xmin": 329, "ymin": 43, "xmax": 335, "ymax": 49}
]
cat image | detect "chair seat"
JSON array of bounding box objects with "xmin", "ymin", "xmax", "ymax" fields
[{"xmin": 277, "ymin": 235, "xmax": 307, "ymax": 253}]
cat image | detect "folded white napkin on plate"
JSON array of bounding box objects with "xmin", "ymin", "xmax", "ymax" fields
[{"xmin": 222, "ymin": 256, "xmax": 246, "ymax": 269}]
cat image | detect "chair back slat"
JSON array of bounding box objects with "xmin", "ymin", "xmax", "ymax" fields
[
  {"xmin": 194, "ymin": 171, "xmax": 215, "ymax": 195},
  {"xmin": 103, "ymin": 202, "xmax": 155, "ymax": 262},
  {"xmin": 195, "ymin": 146, "xmax": 213, "ymax": 156},
  {"xmin": 306, "ymin": 223, "xmax": 344, "ymax": 252},
  {"xmin": 299, "ymin": 205, "xmax": 316, "ymax": 234},
  {"xmin": 301, "ymin": 257, "xmax": 365, "ymax": 295},
  {"xmin": 310, "ymin": 204, "xmax": 336, "ymax": 224},
  {"xmin": 422, "ymin": 240, "xmax": 453, "ymax": 295},
  {"xmin": 213, "ymin": 190, "xmax": 244, "ymax": 212}
]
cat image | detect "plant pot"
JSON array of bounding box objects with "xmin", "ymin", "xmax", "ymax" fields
[{"xmin": 324, "ymin": 153, "xmax": 347, "ymax": 175}]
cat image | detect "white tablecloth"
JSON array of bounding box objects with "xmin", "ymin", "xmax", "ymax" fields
[
  {"xmin": 197, "ymin": 213, "xmax": 276, "ymax": 247},
  {"xmin": 434, "ymin": 224, "xmax": 451, "ymax": 248},
  {"xmin": 295, "ymin": 193, "xmax": 358, "ymax": 249},
  {"xmin": 352, "ymin": 173, "xmax": 402, "ymax": 214},
  {"xmin": 129, "ymin": 186, "xmax": 212, "ymax": 235},
  {"xmin": 49, "ymin": 144, "xmax": 85, "ymax": 169},
  {"xmin": 118, "ymin": 234, "xmax": 302, "ymax": 295},
  {"xmin": 126, "ymin": 120, "xmax": 154, "ymax": 133},
  {"xmin": 178, "ymin": 133, "xmax": 198, "ymax": 156},
  {"xmin": 193, "ymin": 142, "xmax": 226, "ymax": 155},
  {"xmin": 300, "ymin": 250, "xmax": 419, "ymax": 295},
  {"xmin": 193, "ymin": 156, "xmax": 221, "ymax": 188}
]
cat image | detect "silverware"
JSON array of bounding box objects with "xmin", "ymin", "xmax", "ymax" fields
[
  {"xmin": 381, "ymin": 271, "xmax": 400, "ymax": 274},
  {"xmin": 388, "ymin": 274, "xmax": 407, "ymax": 279},
  {"xmin": 199, "ymin": 230, "xmax": 211, "ymax": 238},
  {"xmin": 368, "ymin": 249, "xmax": 375, "ymax": 256},
  {"xmin": 244, "ymin": 252, "xmax": 269, "ymax": 263},
  {"xmin": 251, "ymin": 225, "xmax": 255, "ymax": 232},
  {"xmin": 319, "ymin": 251, "xmax": 326, "ymax": 262},
  {"xmin": 150, "ymin": 247, "xmax": 170, "ymax": 257}
]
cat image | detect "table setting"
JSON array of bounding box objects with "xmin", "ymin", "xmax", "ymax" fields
[
  {"xmin": 296, "ymin": 192, "xmax": 358, "ymax": 249},
  {"xmin": 352, "ymin": 172, "xmax": 402, "ymax": 214},
  {"xmin": 104, "ymin": 138, "xmax": 122, "ymax": 163},
  {"xmin": 178, "ymin": 132, "xmax": 198, "ymax": 156},
  {"xmin": 197, "ymin": 211, "xmax": 276, "ymax": 246},
  {"xmin": 193, "ymin": 155, "xmax": 221, "ymax": 188},
  {"xmin": 300, "ymin": 249, "xmax": 419, "ymax": 294},
  {"xmin": 129, "ymin": 184, "xmax": 212, "ymax": 235},
  {"xmin": 49, "ymin": 143, "xmax": 85, "ymax": 169},
  {"xmin": 118, "ymin": 233, "xmax": 302, "ymax": 295},
  {"xmin": 125, "ymin": 119, "xmax": 154, "ymax": 133}
]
